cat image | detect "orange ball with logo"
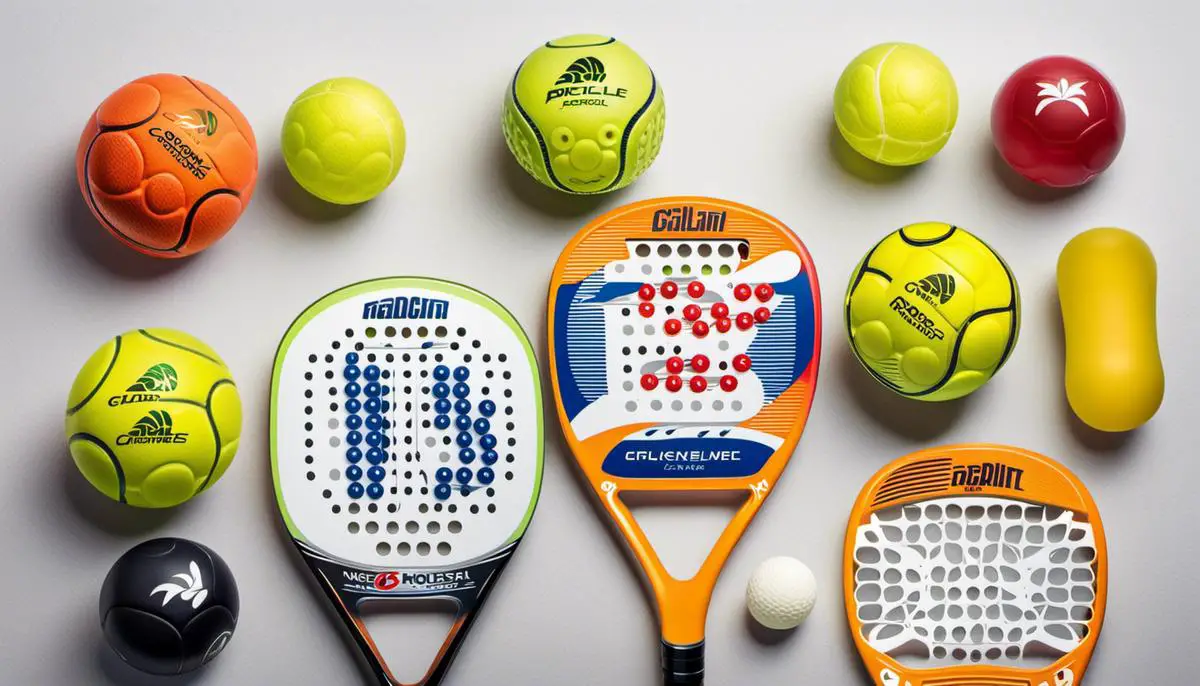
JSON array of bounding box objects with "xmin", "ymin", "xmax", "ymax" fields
[{"xmin": 76, "ymin": 74, "xmax": 258, "ymax": 258}]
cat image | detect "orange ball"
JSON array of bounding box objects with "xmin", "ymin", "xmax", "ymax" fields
[{"xmin": 76, "ymin": 74, "xmax": 258, "ymax": 258}]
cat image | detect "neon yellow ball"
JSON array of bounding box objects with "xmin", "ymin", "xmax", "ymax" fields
[
  {"xmin": 282, "ymin": 77, "xmax": 406, "ymax": 204},
  {"xmin": 834, "ymin": 43, "xmax": 958, "ymax": 166}
]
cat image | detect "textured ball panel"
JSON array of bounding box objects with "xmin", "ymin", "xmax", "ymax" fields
[
  {"xmin": 66, "ymin": 336, "xmax": 118, "ymax": 412},
  {"xmin": 184, "ymin": 192, "xmax": 246, "ymax": 255},
  {"xmin": 68, "ymin": 436, "xmax": 121, "ymax": 501},
  {"xmin": 103, "ymin": 607, "xmax": 185, "ymax": 675},
  {"xmin": 96, "ymin": 81, "xmax": 161, "ymax": 127},
  {"xmin": 87, "ymin": 132, "xmax": 144, "ymax": 195},
  {"xmin": 181, "ymin": 606, "xmax": 237, "ymax": 672}
]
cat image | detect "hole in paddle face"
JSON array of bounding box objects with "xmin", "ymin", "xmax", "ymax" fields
[
  {"xmin": 358, "ymin": 597, "xmax": 460, "ymax": 683},
  {"xmin": 620, "ymin": 490, "xmax": 748, "ymax": 581}
]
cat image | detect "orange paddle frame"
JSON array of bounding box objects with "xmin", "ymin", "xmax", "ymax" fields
[
  {"xmin": 548, "ymin": 197, "xmax": 821, "ymax": 680},
  {"xmin": 844, "ymin": 444, "xmax": 1108, "ymax": 686}
]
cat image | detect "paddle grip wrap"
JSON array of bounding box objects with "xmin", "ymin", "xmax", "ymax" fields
[{"xmin": 661, "ymin": 640, "xmax": 704, "ymax": 685}]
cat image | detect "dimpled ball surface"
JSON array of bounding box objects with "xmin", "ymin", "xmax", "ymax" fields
[
  {"xmin": 845, "ymin": 223, "xmax": 1020, "ymax": 401},
  {"xmin": 100, "ymin": 538, "xmax": 239, "ymax": 675},
  {"xmin": 282, "ymin": 77, "xmax": 406, "ymax": 204},
  {"xmin": 75, "ymin": 73, "xmax": 258, "ymax": 257},
  {"xmin": 65, "ymin": 328, "xmax": 242, "ymax": 507},
  {"xmin": 746, "ymin": 557, "xmax": 817, "ymax": 631},
  {"xmin": 503, "ymin": 34, "xmax": 666, "ymax": 194},
  {"xmin": 834, "ymin": 43, "xmax": 958, "ymax": 166}
]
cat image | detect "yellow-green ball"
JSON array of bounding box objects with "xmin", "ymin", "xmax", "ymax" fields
[
  {"xmin": 282, "ymin": 77, "xmax": 406, "ymax": 204},
  {"xmin": 502, "ymin": 34, "xmax": 666, "ymax": 194},
  {"xmin": 64, "ymin": 329, "xmax": 242, "ymax": 508},
  {"xmin": 834, "ymin": 43, "xmax": 958, "ymax": 166},
  {"xmin": 844, "ymin": 223, "xmax": 1020, "ymax": 401}
]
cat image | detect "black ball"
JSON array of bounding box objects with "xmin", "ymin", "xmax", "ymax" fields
[{"xmin": 99, "ymin": 537, "xmax": 239, "ymax": 675}]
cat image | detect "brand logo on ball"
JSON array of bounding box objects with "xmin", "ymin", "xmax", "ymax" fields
[
  {"xmin": 651, "ymin": 206, "xmax": 727, "ymax": 232},
  {"xmin": 951, "ymin": 462, "xmax": 1026, "ymax": 492},
  {"xmin": 116, "ymin": 410, "xmax": 189, "ymax": 446},
  {"xmin": 545, "ymin": 56, "xmax": 628, "ymax": 107},
  {"xmin": 202, "ymin": 631, "xmax": 233, "ymax": 664},
  {"xmin": 906, "ymin": 273, "xmax": 956, "ymax": 305},
  {"xmin": 163, "ymin": 108, "xmax": 219, "ymax": 137},
  {"xmin": 889, "ymin": 296, "xmax": 946, "ymax": 340},
  {"xmin": 362, "ymin": 297, "xmax": 449, "ymax": 320},
  {"xmin": 147, "ymin": 125, "xmax": 213, "ymax": 180},
  {"xmin": 150, "ymin": 560, "xmax": 208, "ymax": 609},
  {"xmin": 1035, "ymin": 79, "xmax": 1090, "ymax": 117},
  {"xmin": 108, "ymin": 363, "xmax": 179, "ymax": 406}
]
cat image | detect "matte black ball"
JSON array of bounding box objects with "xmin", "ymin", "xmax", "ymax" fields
[{"xmin": 99, "ymin": 537, "xmax": 239, "ymax": 675}]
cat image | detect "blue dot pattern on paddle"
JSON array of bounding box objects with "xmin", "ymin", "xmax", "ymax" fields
[
  {"xmin": 434, "ymin": 415, "xmax": 451, "ymax": 430},
  {"xmin": 348, "ymin": 482, "xmax": 365, "ymax": 499},
  {"xmin": 346, "ymin": 352, "xmax": 359, "ymax": 364},
  {"xmin": 367, "ymin": 465, "xmax": 385, "ymax": 482},
  {"xmin": 454, "ymin": 399, "xmax": 471, "ymax": 415},
  {"xmin": 346, "ymin": 464, "xmax": 363, "ymax": 481},
  {"xmin": 344, "ymin": 365, "xmax": 361, "ymax": 381},
  {"xmin": 367, "ymin": 447, "xmax": 386, "ymax": 464},
  {"xmin": 366, "ymin": 431, "xmax": 383, "ymax": 447},
  {"xmin": 453, "ymin": 366, "xmax": 470, "ymax": 382},
  {"xmin": 364, "ymin": 398, "xmax": 382, "ymax": 414},
  {"xmin": 456, "ymin": 432, "xmax": 473, "ymax": 448},
  {"xmin": 473, "ymin": 418, "xmax": 490, "ymax": 434},
  {"xmin": 363, "ymin": 365, "xmax": 381, "ymax": 382},
  {"xmin": 479, "ymin": 434, "xmax": 497, "ymax": 450},
  {"xmin": 365, "ymin": 382, "xmax": 382, "ymax": 398},
  {"xmin": 366, "ymin": 483, "xmax": 384, "ymax": 499},
  {"xmin": 456, "ymin": 468, "xmax": 473, "ymax": 484},
  {"xmin": 482, "ymin": 450, "xmax": 499, "ymax": 465},
  {"xmin": 459, "ymin": 447, "xmax": 476, "ymax": 464},
  {"xmin": 345, "ymin": 382, "xmax": 362, "ymax": 398},
  {"xmin": 365, "ymin": 414, "xmax": 382, "ymax": 431},
  {"xmin": 479, "ymin": 400, "xmax": 496, "ymax": 417},
  {"xmin": 455, "ymin": 415, "xmax": 472, "ymax": 432},
  {"xmin": 433, "ymin": 365, "xmax": 450, "ymax": 381},
  {"xmin": 347, "ymin": 447, "xmax": 363, "ymax": 463},
  {"xmin": 346, "ymin": 430, "xmax": 363, "ymax": 446},
  {"xmin": 346, "ymin": 414, "xmax": 363, "ymax": 430},
  {"xmin": 478, "ymin": 467, "xmax": 495, "ymax": 484},
  {"xmin": 434, "ymin": 484, "xmax": 452, "ymax": 500},
  {"xmin": 345, "ymin": 398, "xmax": 362, "ymax": 414},
  {"xmin": 435, "ymin": 398, "xmax": 452, "ymax": 414},
  {"xmin": 436, "ymin": 467, "xmax": 453, "ymax": 483},
  {"xmin": 452, "ymin": 383, "xmax": 470, "ymax": 399},
  {"xmin": 433, "ymin": 382, "xmax": 450, "ymax": 398}
]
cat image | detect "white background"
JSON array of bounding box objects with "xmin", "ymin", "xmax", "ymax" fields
[{"xmin": 1, "ymin": 1, "xmax": 1195, "ymax": 684}]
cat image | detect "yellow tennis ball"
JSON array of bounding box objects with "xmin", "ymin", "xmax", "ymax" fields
[
  {"xmin": 502, "ymin": 34, "xmax": 666, "ymax": 194},
  {"xmin": 282, "ymin": 77, "xmax": 406, "ymax": 204},
  {"xmin": 834, "ymin": 43, "xmax": 958, "ymax": 166},
  {"xmin": 65, "ymin": 329, "xmax": 242, "ymax": 508},
  {"xmin": 845, "ymin": 223, "xmax": 1020, "ymax": 401}
]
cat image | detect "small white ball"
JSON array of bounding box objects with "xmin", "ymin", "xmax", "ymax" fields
[{"xmin": 746, "ymin": 556, "xmax": 817, "ymax": 630}]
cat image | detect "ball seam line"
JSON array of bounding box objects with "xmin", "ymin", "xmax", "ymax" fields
[
  {"xmin": 67, "ymin": 335, "xmax": 121, "ymax": 416},
  {"xmin": 69, "ymin": 431, "xmax": 126, "ymax": 503},
  {"xmin": 198, "ymin": 378, "xmax": 237, "ymax": 492},
  {"xmin": 872, "ymin": 45, "xmax": 900, "ymax": 162},
  {"xmin": 137, "ymin": 329, "xmax": 222, "ymax": 365}
]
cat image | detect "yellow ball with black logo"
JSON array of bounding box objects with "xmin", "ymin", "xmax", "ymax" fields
[
  {"xmin": 845, "ymin": 223, "xmax": 1020, "ymax": 401},
  {"xmin": 502, "ymin": 34, "xmax": 666, "ymax": 194},
  {"xmin": 65, "ymin": 329, "xmax": 241, "ymax": 507}
]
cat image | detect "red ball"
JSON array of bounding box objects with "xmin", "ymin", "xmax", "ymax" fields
[
  {"xmin": 735, "ymin": 313, "xmax": 755, "ymax": 330},
  {"xmin": 687, "ymin": 281, "xmax": 705, "ymax": 299},
  {"xmin": 682, "ymin": 304, "xmax": 702, "ymax": 322},
  {"xmin": 638, "ymin": 302, "xmax": 655, "ymax": 318},
  {"xmin": 732, "ymin": 354, "xmax": 752, "ymax": 372},
  {"xmin": 666, "ymin": 356, "xmax": 685, "ymax": 374},
  {"xmin": 992, "ymin": 56, "xmax": 1125, "ymax": 188},
  {"xmin": 638, "ymin": 284, "xmax": 656, "ymax": 301},
  {"xmin": 733, "ymin": 284, "xmax": 752, "ymax": 301},
  {"xmin": 755, "ymin": 284, "xmax": 774, "ymax": 302},
  {"xmin": 754, "ymin": 307, "xmax": 771, "ymax": 324},
  {"xmin": 691, "ymin": 320, "xmax": 710, "ymax": 337},
  {"xmin": 710, "ymin": 302, "xmax": 729, "ymax": 319},
  {"xmin": 714, "ymin": 317, "xmax": 732, "ymax": 334},
  {"xmin": 689, "ymin": 376, "xmax": 707, "ymax": 393},
  {"xmin": 663, "ymin": 319, "xmax": 682, "ymax": 335},
  {"xmin": 690, "ymin": 354, "xmax": 710, "ymax": 373},
  {"xmin": 640, "ymin": 374, "xmax": 659, "ymax": 391},
  {"xmin": 720, "ymin": 375, "xmax": 738, "ymax": 392},
  {"xmin": 665, "ymin": 375, "xmax": 683, "ymax": 393},
  {"xmin": 660, "ymin": 281, "xmax": 679, "ymax": 299}
]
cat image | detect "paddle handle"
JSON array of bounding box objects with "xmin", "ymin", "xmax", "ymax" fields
[{"xmin": 661, "ymin": 640, "xmax": 704, "ymax": 685}]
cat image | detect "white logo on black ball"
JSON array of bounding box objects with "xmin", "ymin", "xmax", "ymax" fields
[
  {"xmin": 149, "ymin": 560, "xmax": 208, "ymax": 609},
  {"xmin": 202, "ymin": 631, "xmax": 233, "ymax": 664}
]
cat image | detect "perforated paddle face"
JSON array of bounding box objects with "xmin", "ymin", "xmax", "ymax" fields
[
  {"xmin": 272, "ymin": 278, "xmax": 542, "ymax": 686},
  {"xmin": 548, "ymin": 197, "xmax": 821, "ymax": 684},
  {"xmin": 845, "ymin": 445, "xmax": 1107, "ymax": 686}
]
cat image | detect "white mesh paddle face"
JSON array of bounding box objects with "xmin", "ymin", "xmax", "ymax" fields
[
  {"xmin": 853, "ymin": 497, "xmax": 1098, "ymax": 668},
  {"xmin": 274, "ymin": 282, "xmax": 542, "ymax": 568}
]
